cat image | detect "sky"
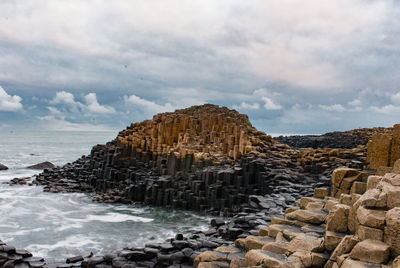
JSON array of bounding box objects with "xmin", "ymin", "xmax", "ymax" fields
[{"xmin": 1, "ymin": 0, "xmax": 400, "ymax": 134}]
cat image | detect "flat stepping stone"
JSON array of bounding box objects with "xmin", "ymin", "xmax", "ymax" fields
[
  {"xmin": 301, "ymin": 224, "xmax": 326, "ymax": 235},
  {"xmin": 267, "ymin": 224, "xmax": 305, "ymax": 240},
  {"xmin": 244, "ymin": 236, "xmax": 275, "ymax": 250},
  {"xmin": 245, "ymin": 249, "xmax": 290, "ymax": 267},
  {"xmin": 286, "ymin": 209, "xmax": 328, "ymax": 224}
]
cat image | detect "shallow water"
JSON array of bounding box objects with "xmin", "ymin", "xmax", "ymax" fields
[{"xmin": 0, "ymin": 130, "xmax": 210, "ymax": 263}]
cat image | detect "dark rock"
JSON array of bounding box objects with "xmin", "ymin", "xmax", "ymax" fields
[
  {"xmin": 210, "ymin": 218, "xmax": 225, "ymax": 227},
  {"xmin": 27, "ymin": 161, "xmax": 55, "ymax": 170},
  {"xmin": 66, "ymin": 255, "xmax": 84, "ymax": 263},
  {"xmin": 175, "ymin": 233, "xmax": 184, "ymax": 240},
  {"xmin": 0, "ymin": 163, "xmax": 8, "ymax": 170}
]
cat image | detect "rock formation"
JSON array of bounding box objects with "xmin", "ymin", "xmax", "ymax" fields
[
  {"xmin": 0, "ymin": 163, "xmax": 8, "ymax": 170},
  {"xmin": 27, "ymin": 161, "xmax": 55, "ymax": 170},
  {"xmin": 275, "ymin": 127, "xmax": 392, "ymax": 149},
  {"xmin": 367, "ymin": 124, "xmax": 400, "ymax": 171},
  {"xmin": 196, "ymin": 124, "xmax": 400, "ymax": 267},
  {"xmin": 32, "ymin": 105, "xmax": 366, "ymax": 216}
]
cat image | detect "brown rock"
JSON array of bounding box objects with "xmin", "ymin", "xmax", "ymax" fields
[
  {"xmin": 286, "ymin": 234, "xmax": 324, "ymax": 253},
  {"xmin": 384, "ymin": 207, "xmax": 400, "ymax": 257},
  {"xmin": 357, "ymin": 225, "xmax": 383, "ymax": 241},
  {"xmin": 351, "ymin": 181, "xmax": 367, "ymax": 194},
  {"xmin": 286, "ymin": 209, "xmax": 327, "ymax": 225},
  {"xmin": 367, "ymin": 176, "xmax": 382, "ymax": 190},
  {"xmin": 326, "ymin": 204, "xmax": 350, "ymax": 233},
  {"xmin": 391, "ymin": 124, "xmax": 400, "ymax": 166},
  {"xmin": 244, "ymin": 236, "xmax": 274, "ymax": 250},
  {"xmin": 341, "ymin": 258, "xmax": 381, "ymax": 268},
  {"xmin": 367, "ymin": 133, "xmax": 392, "ymax": 169},
  {"xmin": 329, "ymin": 235, "xmax": 359, "ymax": 262},
  {"xmin": 350, "ymin": 239, "xmax": 390, "ymax": 264},
  {"xmin": 325, "ymin": 231, "xmax": 346, "ymax": 251},
  {"xmin": 245, "ymin": 250, "xmax": 291, "ymax": 268},
  {"xmin": 356, "ymin": 206, "xmax": 386, "ymax": 229},
  {"xmin": 314, "ymin": 188, "xmax": 329, "ymax": 198},
  {"xmin": 194, "ymin": 251, "xmax": 227, "ymax": 266}
]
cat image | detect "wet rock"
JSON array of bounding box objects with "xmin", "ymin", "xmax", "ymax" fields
[
  {"xmin": 66, "ymin": 255, "xmax": 84, "ymax": 263},
  {"xmin": 27, "ymin": 161, "xmax": 55, "ymax": 170},
  {"xmin": 0, "ymin": 163, "xmax": 8, "ymax": 170}
]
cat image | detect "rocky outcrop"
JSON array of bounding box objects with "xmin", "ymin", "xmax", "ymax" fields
[
  {"xmin": 117, "ymin": 104, "xmax": 277, "ymax": 167},
  {"xmin": 0, "ymin": 163, "xmax": 8, "ymax": 170},
  {"xmin": 275, "ymin": 127, "xmax": 392, "ymax": 149},
  {"xmin": 32, "ymin": 105, "xmax": 367, "ymax": 216},
  {"xmin": 367, "ymin": 124, "xmax": 400, "ymax": 170},
  {"xmin": 196, "ymin": 126, "xmax": 400, "ymax": 267},
  {"xmin": 27, "ymin": 161, "xmax": 55, "ymax": 170}
]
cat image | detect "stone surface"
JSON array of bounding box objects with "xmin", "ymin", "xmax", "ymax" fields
[
  {"xmin": 350, "ymin": 239, "xmax": 390, "ymax": 264},
  {"xmin": 384, "ymin": 207, "xmax": 400, "ymax": 257},
  {"xmin": 245, "ymin": 250, "xmax": 290, "ymax": 267},
  {"xmin": 326, "ymin": 204, "xmax": 350, "ymax": 233},
  {"xmin": 367, "ymin": 133, "xmax": 392, "ymax": 169},
  {"xmin": 27, "ymin": 161, "xmax": 55, "ymax": 169},
  {"xmin": 329, "ymin": 235, "xmax": 359, "ymax": 262},
  {"xmin": 356, "ymin": 206, "xmax": 386, "ymax": 229},
  {"xmin": 357, "ymin": 225, "xmax": 384, "ymax": 241}
]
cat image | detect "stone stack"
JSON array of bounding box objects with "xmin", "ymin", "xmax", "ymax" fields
[
  {"xmin": 367, "ymin": 124, "xmax": 400, "ymax": 170},
  {"xmin": 117, "ymin": 104, "xmax": 276, "ymax": 170}
]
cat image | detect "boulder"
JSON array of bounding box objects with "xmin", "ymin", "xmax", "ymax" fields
[
  {"xmin": 286, "ymin": 209, "xmax": 327, "ymax": 225},
  {"xmin": 357, "ymin": 225, "xmax": 383, "ymax": 241},
  {"xmin": 0, "ymin": 163, "xmax": 8, "ymax": 170},
  {"xmin": 245, "ymin": 249, "xmax": 291, "ymax": 268},
  {"xmin": 27, "ymin": 161, "xmax": 55, "ymax": 170},
  {"xmin": 286, "ymin": 234, "xmax": 324, "ymax": 253},
  {"xmin": 244, "ymin": 236, "xmax": 274, "ymax": 250},
  {"xmin": 326, "ymin": 204, "xmax": 350, "ymax": 233},
  {"xmin": 384, "ymin": 207, "xmax": 400, "ymax": 257},
  {"xmin": 350, "ymin": 239, "xmax": 390, "ymax": 264},
  {"xmin": 341, "ymin": 258, "xmax": 381, "ymax": 268},
  {"xmin": 356, "ymin": 206, "xmax": 386, "ymax": 229},
  {"xmin": 329, "ymin": 235, "xmax": 359, "ymax": 262}
]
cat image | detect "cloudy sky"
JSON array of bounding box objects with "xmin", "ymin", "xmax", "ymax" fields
[{"xmin": 1, "ymin": 0, "xmax": 400, "ymax": 134}]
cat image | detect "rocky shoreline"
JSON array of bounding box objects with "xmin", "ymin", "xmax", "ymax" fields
[
  {"xmin": 274, "ymin": 127, "xmax": 392, "ymax": 149},
  {"xmin": 1, "ymin": 105, "xmax": 397, "ymax": 268}
]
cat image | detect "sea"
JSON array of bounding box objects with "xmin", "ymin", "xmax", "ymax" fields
[{"xmin": 0, "ymin": 130, "xmax": 210, "ymax": 263}]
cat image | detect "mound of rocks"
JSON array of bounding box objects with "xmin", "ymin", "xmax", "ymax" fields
[
  {"xmin": 275, "ymin": 127, "xmax": 392, "ymax": 149},
  {"xmin": 32, "ymin": 105, "xmax": 367, "ymax": 216}
]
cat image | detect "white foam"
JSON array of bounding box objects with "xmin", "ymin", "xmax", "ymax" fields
[{"xmin": 86, "ymin": 212, "xmax": 153, "ymax": 223}]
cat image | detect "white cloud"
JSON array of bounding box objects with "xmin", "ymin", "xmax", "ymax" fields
[
  {"xmin": 0, "ymin": 85, "xmax": 23, "ymax": 111},
  {"xmin": 49, "ymin": 91, "xmax": 115, "ymax": 115},
  {"xmin": 84, "ymin": 93, "xmax": 115, "ymax": 114},
  {"xmin": 262, "ymin": 96, "xmax": 282, "ymax": 110},
  {"xmin": 319, "ymin": 104, "xmax": 346, "ymax": 112},
  {"xmin": 391, "ymin": 92, "xmax": 400, "ymax": 104},
  {"xmin": 124, "ymin": 94, "xmax": 175, "ymax": 116},
  {"xmin": 348, "ymin": 99, "xmax": 362, "ymax": 107},
  {"xmin": 37, "ymin": 115, "xmax": 113, "ymax": 131},
  {"xmin": 50, "ymin": 91, "xmax": 77, "ymax": 106},
  {"xmin": 371, "ymin": 104, "xmax": 400, "ymax": 115},
  {"xmin": 233, "ymin": 102, "xmax": 260, "ymax": 110}
]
